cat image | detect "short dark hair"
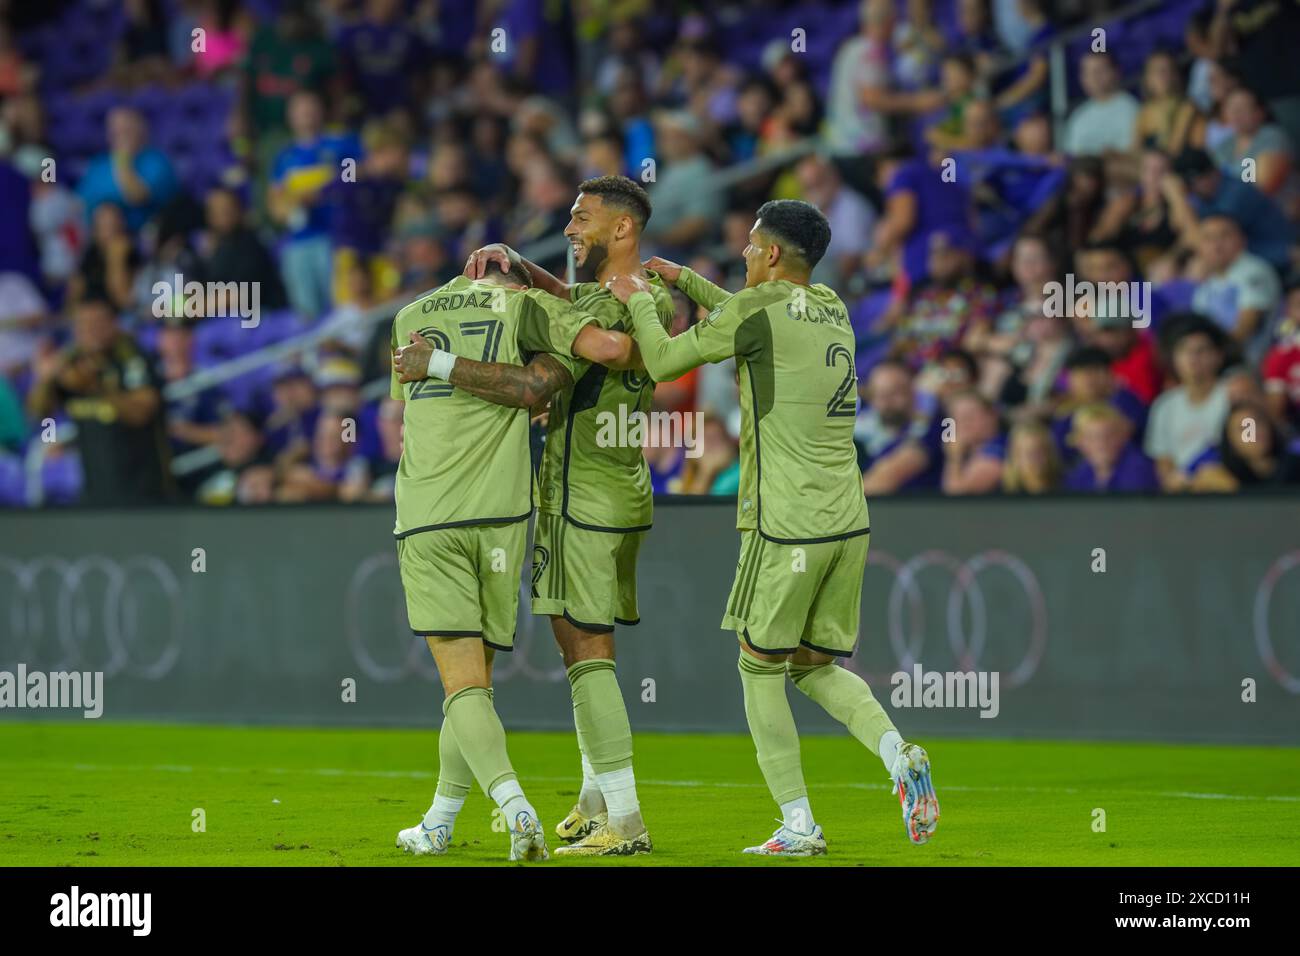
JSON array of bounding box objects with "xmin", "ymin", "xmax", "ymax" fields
[
  {"xmin": 754, "ymin": 199, "xmax": 831, "ymax": 269},
  {"xmin": 577, "ymin": 175, "xmax": 652, "ymax": 229},
  {"xmin": 937, "ymin": 347, "xmax": 979, "ymax": 383},
  {"xmin": 1064, "ymin": 345, "xmax": 1113, "ymax": 371},
  {"xmin": 478, "ymin": 258, "xmax": 533, "ymax": 288}
]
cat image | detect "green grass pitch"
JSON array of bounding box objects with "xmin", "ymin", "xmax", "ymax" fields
[{"xmin": 1, "ymin": 722, "xmax": 1297, "ymax": 866}]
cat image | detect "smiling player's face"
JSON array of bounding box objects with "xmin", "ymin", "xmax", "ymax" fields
[{"xmin": 564, "ymin": 193, "xmax": 616, "ymax": 270}]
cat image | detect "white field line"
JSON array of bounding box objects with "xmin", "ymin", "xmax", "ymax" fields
[{"xmin": 43, "ymin": 762, "xmax": 1300, "ymax": 804}]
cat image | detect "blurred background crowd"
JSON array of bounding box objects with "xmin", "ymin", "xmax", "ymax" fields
[{"xmin": 2, "ymin": 0, "xmax": 1299, "ymax": 507}]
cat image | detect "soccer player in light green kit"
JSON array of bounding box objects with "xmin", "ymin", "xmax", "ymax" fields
[
  {"xmin": 607, "ymin": 200, "xmax": 941, "ymax": 855},
  {"xmin": 388, "ymin": 257, "xmax": 639, "ymax": 861},
  {"xmin": 404, "ymin": 175, "xmax": 675, "ymax": 856}
]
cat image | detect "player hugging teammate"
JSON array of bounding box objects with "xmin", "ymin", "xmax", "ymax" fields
[{"xmin": 389, "ymin": 177, "xmax": 939, "ymax": 859}]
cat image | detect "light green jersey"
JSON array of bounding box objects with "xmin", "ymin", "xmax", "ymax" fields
[
  {"xmin": 390, "ymin": 275, "xmax": 593, "ymax": 538},
  {"xmin": 536, "ymin": 272, "xmax": 675, "ymax": 532},
  {"xmin": 628, "ymin": 267, "xmax": 869, "ymax": 544}
]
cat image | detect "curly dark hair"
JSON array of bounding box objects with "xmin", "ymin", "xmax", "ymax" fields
[{"xmin": 577, "ymin": 175, "xmax": 653, "ymax": 229}]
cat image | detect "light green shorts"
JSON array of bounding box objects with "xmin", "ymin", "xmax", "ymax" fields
[
  {"xmin": 530, "ymin": 511, "xmax": 643, "ymax": 632},
  {"xmin": 721, "ymin": 529, "xmax": 870, "ymax": 658},
  {"xmin": 396, "ymin": 520, "xmax": 528, "ymax": 651}
]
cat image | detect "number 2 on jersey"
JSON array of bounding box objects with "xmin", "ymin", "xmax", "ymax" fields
[{"xmin": 825, "ymin": 343, "xmax": 856, "ymax": 417}]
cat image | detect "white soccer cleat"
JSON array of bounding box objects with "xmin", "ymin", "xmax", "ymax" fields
[
  {"xmin": 396, "ymin": 821, "xmax": 451, "ymax": 856},
  {"xmin": 890, "ymin": 742, "xmax": 940, "ymax": 845},
  {"xmin": 742, "ymin": 821, "xmax": 827, "ymax": 857},
  {"xmin": 507, "ymin": 810, "xmax": 550, "ymax": 862}
]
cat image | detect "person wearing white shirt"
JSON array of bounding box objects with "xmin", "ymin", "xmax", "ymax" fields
[{"xmin": 1063, "ymin": 53, "xmax": 1140, "ymax": 156}]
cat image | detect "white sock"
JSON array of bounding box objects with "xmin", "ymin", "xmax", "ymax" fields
[
  {"xmin": 578, "ymin": 752, "xmax": 606, "ymax": 816},
  {"xmin": 422, "ymin": 793, "xmax": 464, "ymax": 831},
  {"xmin": 878, "ymin": 730, "xmax": 904, "ymax": 772},
  {"xmin": 488, "ymin": 778, "xmax": 537, "ymax": 829},
  {"xmin": 594, "ymin": 766, "xmax": 639, "ymax": 824},
  {"xmin": 780, "ymin": 796, "xmax": 815, "ymax": 835}
]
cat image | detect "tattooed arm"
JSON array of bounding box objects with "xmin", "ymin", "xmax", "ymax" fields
[
  {"xmin": 448, "ymin": 353, "xmax": 574, "ymax": 409},
  {"xmin": 393, "ymin": 331, "xmax": 574, "ymax": 409}
]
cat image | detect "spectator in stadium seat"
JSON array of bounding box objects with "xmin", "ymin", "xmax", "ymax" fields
[
  {"xmin": 951, "ymin": 0, "xmax": 1002, "ymax": 84},
  {"xmin": 972, "ymin": 233, "xmax": 1056, "ymax": 361},
  {"xmin": 795, "ymin": 155, "xmax": 875, "ymax": 288},
  {"xmin": 156, "ymin": 317, "xmax": 223, "ymax": 459},
  {"xmin": 1063, "ymin": 53, "xmax": 1140, "ymax": 158},
  {"xmin": 270, "ymin": 90, "xmax": 360, "ymax": 321},
  {"xmin": 1191, "ymin": 214, "xmax": 1281, "ymax": 364},
  {"xmin": 643, "ymin": 111, "xmax": 722, "ymax": 249},
  {"xmin": 0, "ymin": 269, "xmax": 52, "ymax": 379},
  {"xmin": 1002, "ymin": 420, "xmax": 1063, "ymax": 493},
  {"xmin": 194, "ymin": 407, "xmax": 275, "ymax": 506},
  {"xmin": 1064, "ymin": 402, "xmax": 1159, "ymax": 493},
  {"xmin": 868, "ymin": 146, "xmax": 976, "ymax": 288},
  {"xmin": 1133, "ymin": 50, "xmax": 1199, "ymax": 157},
  {"xmin": 1082, "ymin": 310, "xmax": 1162, "ymax": 407},
  {"xmin": 923, "ymin": 55, "xmax": 982, "ymax": 152},
  {"xmin": 322, "ymin": 120, "xmax": 409, "ymax": 305},
  {"xmin": 824, "ymin": 0, "xmax": 895, "ymax": 160},
  {"xmin": 27, "ymin": 298, "xmax": 172, "ymax": 505},
  {"xmin": 1188, "ymin": 400, "xmax": 1300, "ymax": 492},
  {"xmin": 277, "ymin": 409, "xmax": 358, "ymax": 502},
  {"xmin": 68, "ymin": 202, "xmax": 139, "ymax": 314},
  {"xmin": 197, "ymin": 187, "xmax": 287, "ymax": 316},
  {"xmin": 264, "ymin": 365, "xmax": 318, "ymax": 467},
  {"xmin": 241, "ymin": 2, "xmax": 336, "ymax": 136},
  {"xmin": 1207, "ymin": 0, "xmax": 1300, "ymax": 153},
  {"xmin": 1145, "ymin": 316, "xmax": 1230, "ymax": 491},
  {"xmin": 1262, "ymin": 283, "xmax": 1300, "ymax": 428},
  {"xmin": 857, "ymin": 358, "xmax": 944, "ymax": 495},
  {"xmin": 1051, "ymin": 345, "xmax": 1148, "ymax": 458},
  {"xmin": 1166, "ymin": 148, "xmax": 1294, "ymax": 271},
  {"xmin": 1092, "ymin": 147, "xmax": 1180, "ymax": 276},
  {"xmin": 675, "ymin": 414, "xmax": 740, "ymax": 496},
  {"xmin": 341, "ymin": 395, "xmax": 403, "ymax": 503},
  {"xmin": 1211, "ymin": 86, "xmax": 1295, "ymax": 199},
  {"xmin": 991, "ymin": 0, "xmax": 1052, "ymax": 127},
  {"xmin": 76, "ymin": 107, "xmax": 177, "ymax": 234},
  {"xmin": 336, "ymin": 0, "xmax": 426, "ymax": 115},
  {"xmin": 888, "ymin": 229, "xmax": 998, "ymax": 371},
  {"xmin": 941, "ymin": 388, "xmax": 1006, "ymax": 494}
]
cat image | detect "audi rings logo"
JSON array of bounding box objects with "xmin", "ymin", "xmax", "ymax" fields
[
  {"xmin": 0, "ymin": 555, "xmax": 183, "ymax": 680},
  {"xmin": 854, "ymin": 549, "xmax": 1048, "ymax": 690},
  {"xmin": 345, "ymin": 553, "xmax": 567, "ymax": 684},
  {"xmin": 1254, "ymin": 551, "xmax": 1300, "ymax": 694}
]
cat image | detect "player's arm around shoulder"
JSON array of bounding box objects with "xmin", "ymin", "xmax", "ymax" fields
[
  {"xmin": 646, "ymin": 255, "xmax": 729, "ymax": 311},
  {"xmin": 392, "ymin": 327, "xmax": 574, "ymax": 410}
]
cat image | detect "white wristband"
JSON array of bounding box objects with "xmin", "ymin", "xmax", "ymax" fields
[{"xmin": 427, "ymin": 348, "xmax": 457, "ymax": 381}]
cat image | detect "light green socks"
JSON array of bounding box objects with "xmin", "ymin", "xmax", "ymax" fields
[
  {"xmin": 738, "ymin": 652, "xmax": 807, "ymax": 805},
  {"xmin": 787, "ymin": 661, "xmax": 897, "ymax": 758},
  {"xmin": 435, "ymin": 685, "xmax": 495, "ymax": 800},
  {"xmin": 441, "ymin": 685, "xmax": 517, "ymax": 795},
  {"xmin": 567, "ymin": 659, "xmax": 633, "ymax": 774}
]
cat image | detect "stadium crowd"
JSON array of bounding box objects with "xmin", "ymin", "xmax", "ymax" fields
[{"xmin": 2, "ymin": 0, "xmax": 1299, "ymax": 507}]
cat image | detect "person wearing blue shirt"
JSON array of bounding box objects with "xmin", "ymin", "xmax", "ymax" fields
[
  {"xmin": 1170, "ymin": 148, "xmax": 1295, "ymax": 271},
  {"xmin": 270, "ymin": 90, "xmax": 362, "ymax": 320},
  {"xmin": 76, "ymin": 107, "xmax": 178, "ymax": 234}
]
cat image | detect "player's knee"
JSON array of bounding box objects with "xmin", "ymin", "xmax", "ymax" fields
[{"xmin": 786, "ymin": 659, "xmax": 831, "ymax": 686}]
